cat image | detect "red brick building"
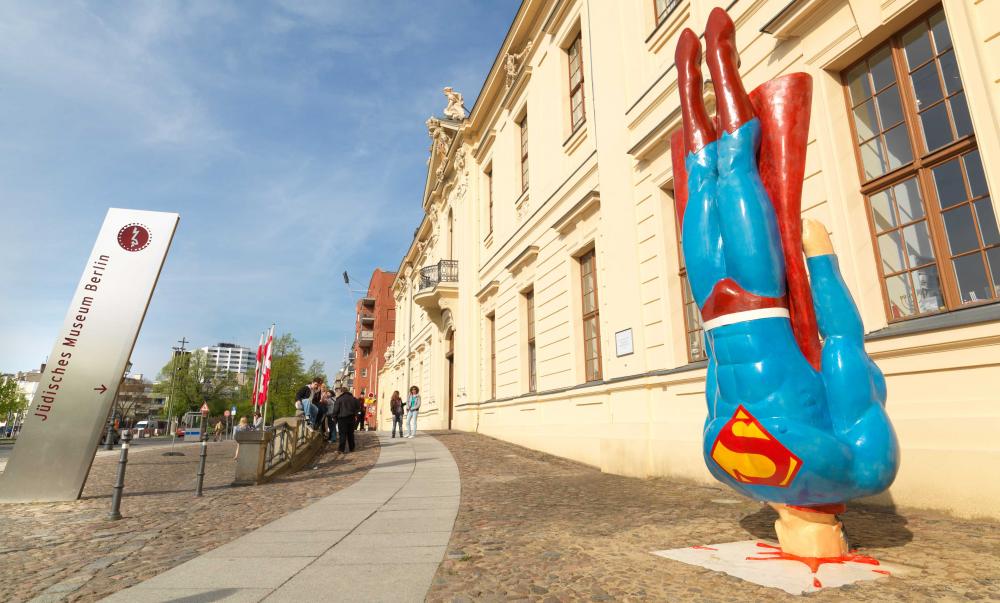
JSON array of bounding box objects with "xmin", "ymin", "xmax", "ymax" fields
[{"xmin": 352, "ymin": 268, "xmax": 396, "ymax": 399}]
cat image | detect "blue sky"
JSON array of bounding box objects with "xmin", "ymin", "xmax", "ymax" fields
[{"xmin": 0, "ymin": 0, "xmax": 519, "ymax": 379}]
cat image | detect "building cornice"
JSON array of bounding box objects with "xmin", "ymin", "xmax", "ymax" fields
[
  {"xmin": 476, "ymin": 279, "xmax": 500, "ymax": 302},
  {"xmin": 505, "ymin": 245, "xmax": 539, "ymax": 275},
  {"xmin": 552, "ymin": 190, "xmax": 600, "ymax": 236}
]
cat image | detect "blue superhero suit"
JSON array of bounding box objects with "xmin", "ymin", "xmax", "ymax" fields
[{"xmin": 683, "ymin": 118, "xmax": 900, "ymax": 506}]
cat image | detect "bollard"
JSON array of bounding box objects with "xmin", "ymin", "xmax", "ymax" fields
[
  {"xmin": 195, "ymin": 429, "xmax": 209, "ymax": 497},
  {"xmin": 108, "ymin": 430, "xmax": 132, "ymax": 520},
  {"xmin": 104, "ymin": 422, "xmax": 115, "ymax": 451}
]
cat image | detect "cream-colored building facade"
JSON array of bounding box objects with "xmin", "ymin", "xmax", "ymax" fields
[{"xmin": 379, "ymin": 0, "xmax": 1000, "ymax": 519}]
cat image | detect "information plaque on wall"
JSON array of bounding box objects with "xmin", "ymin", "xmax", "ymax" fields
[{"xmin": 615, "ymin": 328, "xmax": 634, "ymax": 357}]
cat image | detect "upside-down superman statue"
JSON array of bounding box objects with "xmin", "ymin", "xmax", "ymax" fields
[{"xmin": 672, "ymin": 8, "xmax": 900, "ymax": 558}]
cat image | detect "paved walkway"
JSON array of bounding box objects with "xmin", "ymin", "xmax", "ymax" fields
[
  {"xmin": 426, "ymin": 431, "xmax": 1000, "ymax": 602},
  {"xmin": 104, "ymin": 433, "xmax": 459, "ymax": 602}
]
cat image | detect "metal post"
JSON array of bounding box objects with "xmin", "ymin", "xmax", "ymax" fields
[
  {"xmin": 108, "ymin": 431, "xmax": 132, "ymax": 520},
  {"xmin": 195, "ymin": 415, "xmax": 208, "ymax": 496},
  {"xmin": 103, "ymin": 415, "xmax": 115, "ymax": 451},
  {"xmin": 164, "ymin": 337, "xmax": 188, "ymax": 457}
]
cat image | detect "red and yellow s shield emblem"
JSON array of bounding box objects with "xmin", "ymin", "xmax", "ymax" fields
[{"xmin": 711, "ymin": 405, "xmax": 801, "ymax": 487}]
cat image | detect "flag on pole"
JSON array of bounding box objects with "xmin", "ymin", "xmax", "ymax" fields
[
  {"xmin": 250, "ymin": 331, "xmax": 264, "ymax": 408},
  {"xmin": 257, "ymin": 325, "xmax": 275, "ymax": 409}
]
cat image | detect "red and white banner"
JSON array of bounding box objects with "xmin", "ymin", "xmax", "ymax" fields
[
  {"xmin": 257, "ymin": 324, "xmax": 274, "ymax": 409},
  {"xmin": 250, "ymin": 331, "xmax": 264, "ymax": 408}
]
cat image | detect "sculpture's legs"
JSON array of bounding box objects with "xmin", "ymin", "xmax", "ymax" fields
[{"xmin": 770, "ymin": 504, "xmax": 849, "ymax": 559}]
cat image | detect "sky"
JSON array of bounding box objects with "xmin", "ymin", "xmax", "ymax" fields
[{"xmin": 0, "ymin": 0, "xmax": 519, "ymax": 379}]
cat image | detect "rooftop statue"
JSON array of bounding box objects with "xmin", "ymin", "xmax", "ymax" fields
[
  {"xmin": 442, "ymin": 87, "xmax": 468, "ymax": 121},
  {"xmin": 671, "ymin": 7, "xmax": 900, "ymax": 565}
]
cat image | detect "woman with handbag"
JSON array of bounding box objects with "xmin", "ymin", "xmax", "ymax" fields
[{"xmin": 390, "ymin": 391, "xmax": 404, "ymax": 438}]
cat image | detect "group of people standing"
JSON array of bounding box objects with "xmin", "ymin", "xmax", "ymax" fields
[
  {"xmin": 232, "ymin": 378, "xmax": 423, "ymax": 455},
  {"xmin": 389, "ymin": 386, "xmax": 421, "ymax": 439},
  {"xmin": 296, "ymin": 377, "xmax": 368, "ymax": 455}
]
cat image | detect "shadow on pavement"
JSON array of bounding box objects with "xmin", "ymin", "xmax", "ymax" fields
[
  {"xmin": 738, "ymin": 503, "xmax": 915, "ymax": 548},
  {"xmin": 168, "ymin": 588, "xmax": 242, "ymax": 602}
]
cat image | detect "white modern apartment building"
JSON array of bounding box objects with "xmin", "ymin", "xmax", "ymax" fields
[{"xmin": 199, "ymin": 343, "xmax": 254, "ymax": 375}]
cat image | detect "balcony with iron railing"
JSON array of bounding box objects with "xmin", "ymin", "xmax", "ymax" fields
[
  {"xmin": 418, "ymin": 259, "xmax": 458, "ymax": 291},
  {"xmin": 414, "ymin": 260, "xmax": 459, "ymax": 319}
]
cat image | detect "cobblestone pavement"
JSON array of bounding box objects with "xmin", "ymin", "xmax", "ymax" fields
[
  {"xmin": 0, "ymin": 432, "xmax": 379, "ymax": 602},
  {"xmin": 427, "ymin": 432, "xmax": 1000, "ymax": 602}
]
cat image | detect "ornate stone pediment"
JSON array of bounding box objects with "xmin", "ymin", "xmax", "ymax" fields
[{"xmin": 426, "ymin": 117, "xmax": 453, "ymax": 159}]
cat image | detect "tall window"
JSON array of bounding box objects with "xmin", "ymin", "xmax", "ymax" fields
[
  {"xmin": 568, "ymin": 32, "xmax": 586, "ymax": 132},
  {"xmin": 579, "ymin": 249, "xmax": 602, "ymax": 381},
  {"xmin": 486, "ymin": 167, "xmax": 494, "ymax": 235},
  {"xmin": 520, "ymin": 116, "xmax": 529, "ymax": 193},
  {"xmin": 674, "ymin": 214, "xmax": 707, "ymax": 362},
  {"xmin": 487, "ymin": 313, "xmax": 497, "ymax": 398},
  {"xmin": 654, "ymin": 0, "xmax": 681, "ymax": 26},
  {"xmin": 844, "ymin": 7, "xmax": 996, "ymax": 320},
  {"xmin": 525, "ymin": 289, "xmax": 537, "ymax": 392}
]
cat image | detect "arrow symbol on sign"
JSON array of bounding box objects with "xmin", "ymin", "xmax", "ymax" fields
[{"xmin": 94, "ymin": 384, "xmax": 108, "ymax": 394}]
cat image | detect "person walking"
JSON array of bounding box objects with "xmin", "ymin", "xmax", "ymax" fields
[
  {"xmin": 390, "ymin": 391, "xmax": 404, "ymax": 438},
  {"xmin": 331, "ymin": 386, "xmax": 359, "ymax": 455},
  {"xmin": 213, "ymin": 420, "xmax": 223, "ymax": 442},
  {"xmin": 405, "ymin": 386, "xmax": 421, "ymax": 438}
]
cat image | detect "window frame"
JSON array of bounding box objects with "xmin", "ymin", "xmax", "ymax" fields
[
  {"xmin": 567, "ymin": 32, "xmax": 586, "ymax": 133},
  {"xmin": 485, "ymin": 166, "xmax": 494, "ymax": 236},
  {"xmin": 525, "ymin": 289, "xmax": 537, "ymax": 392},
  {"xmin": 653, "ymin": 0, "xmax": 681, "ymax": 27},
  {"xmin": 487, "ymin": 312, "xmax": 497, "ymax": 399},
  {"xmin": 520, "ymin": 115, "xmax": 529, "ymax": 193},
  {"xmin": 842, "ymin": 6, "xmax": 996, "ymax": 322},
  {"xmin": 668, "ymin": 185, "xmax": 707, "ymax": 362},
  {"xmin": 579, "ymin": 249, "xmax": 603, "ymax": 382}
]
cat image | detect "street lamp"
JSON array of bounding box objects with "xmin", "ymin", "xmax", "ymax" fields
[{"xmin": 162, "ymin": 337, "xmax": 188, "ymax": 457}]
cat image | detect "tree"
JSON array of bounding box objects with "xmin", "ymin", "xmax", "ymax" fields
[
  {"xmin": 0, "ymin": 376, "xmax": 28, "ymax": 419},
  {"xmin": 152, "ymin": 350, "xmax": 239, "ymax": 420},
  {"xmin": 265, "ymin": 333, "xmax": 306, "ymax": 420},
  {"xmin": 305, "ymin": 360, "xmax": 326, "ymax": 384}
]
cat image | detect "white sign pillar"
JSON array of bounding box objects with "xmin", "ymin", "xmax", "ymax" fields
[{"xmin": 0, "ymin": 208, "xmax": 179, "ymax": 502}]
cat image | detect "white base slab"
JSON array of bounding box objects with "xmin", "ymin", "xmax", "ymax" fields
[{"xmin": 652, "ymin": 540, "xmax": 907, "ymax": 595}]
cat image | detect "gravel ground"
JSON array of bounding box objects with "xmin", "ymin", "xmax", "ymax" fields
[
  {"xmin": 0, "ymin": 432, "xmax": 379, "ymax": 602},
  {"xmin": 427, "ymin": 431, "xmax": 1000, "ymax": 602}
]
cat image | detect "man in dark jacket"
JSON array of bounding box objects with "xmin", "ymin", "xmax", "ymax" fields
[
  {"xmin": 331, "ymin": 387, "xmax": 359, "ymax": 454},
  {"xmin": 296, "ymin": 377, "xmax": 323, "ymax": 429}
]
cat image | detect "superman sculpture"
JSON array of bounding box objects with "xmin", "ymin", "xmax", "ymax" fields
[{"xmin": 672, "ymin": 9, "xmax": 900, "ymax": 558}]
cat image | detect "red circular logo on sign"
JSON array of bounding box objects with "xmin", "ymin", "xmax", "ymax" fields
[{"xmin": 117, "ymin": 223, "xmax": 151, "ymax": 252}]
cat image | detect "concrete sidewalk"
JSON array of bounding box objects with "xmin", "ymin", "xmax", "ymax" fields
[{"xmin": 103, "ymin": 432, "xmax": 459, "ymax": 602}]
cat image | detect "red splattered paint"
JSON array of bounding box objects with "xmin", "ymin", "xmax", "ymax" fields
[
  {"xmin": 872, "ymin": 569, "xmax": 891, "ymax": 575},
  {"xmin": 745, "ymin": 541, "xmax": 882, "ymax": 587},
  {"xmin": 691, "ymin": 545, "xmax": 718, "ymax": 551}
]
